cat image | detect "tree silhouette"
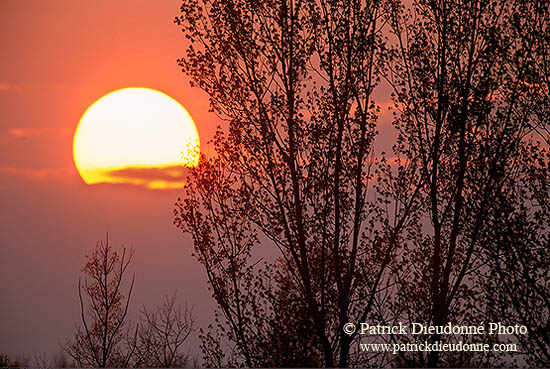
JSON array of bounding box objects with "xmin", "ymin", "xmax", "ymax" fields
[
  {"xmin": 482, "ymin": 144, "xmax": 550, "ymax": 366},
  {"xmin": 63, "ymin": 236, "xmax": 136, "ymax": 368},
  {"xmin": 63, "ymin": 237, "xmax": 197, "ymax": 368},
  {"xmin": 131, "ymin": 293, "xmax": 195, "ymax": 367},
  {"xmin": 174, "ymin": 0, "xmax": 550, "ymax": 367},
  {"xmin": 481, "ymin": 1, "xmax": 550, "ymax": 364},
  {"xmin": 383, "ymin": 0, "xmax": 550, "ymax": 366},
  {"xmin": 34, "ymin": 350, "xmax": 70, "ymax": 368},
  {"xmin": 0, "ymin": 353, "xmax": 30, "ymax": 368},
  {"xmin": 173, "ymin": 0, "xmax": 422, "ymax": 366}
]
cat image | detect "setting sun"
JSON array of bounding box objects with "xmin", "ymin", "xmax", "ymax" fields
[{"xmin": 73, "ymin": 87, "xmax": 200, "ymax": 189}]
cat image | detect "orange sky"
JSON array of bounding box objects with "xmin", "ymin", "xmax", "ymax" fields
[
  {"xmin": 0, "ymin": 1, "xmax": 400, "ymax": 362},
  {"xmin": 0, "ymin": 0, "xmax": 217, "ymax": 361}
]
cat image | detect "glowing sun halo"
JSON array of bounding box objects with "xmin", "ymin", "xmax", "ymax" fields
[{"xmin": 73, "ymin": 87, "xmax": 200, "ymax": 189}]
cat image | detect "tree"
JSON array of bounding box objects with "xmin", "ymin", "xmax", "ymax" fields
[
  {"xmin": 0, "ymin": 353, "xmax": 30, "ymax": 368},
  {"xmin": 63, "ymin": 236, "xmax": 136, "ymax": 368},
  {"xmin": 131, "ymin": 293, "xmax": 195, "ymax": 367},
  {"xmin": 34, "ymin": 350, "xmax": 70, "ymax": 368},
  {"xmin": 383, "ymin": 0, "xmax": 549, "ymax": 366},
  {"xmin": 481, "ymin": 1, "xmax": 550, "ymax": 364},
  {"xmin": 174, "ymin": 0, "xmax": 550, "ymax": 366},
  {"xmin": 173, "ymin": 0, "xmax": 424, "ymax": 366},
  {"xmin": 0, "ymin": 353, "xmax": 8, "ymax": 367},
  {"xmin": 482, "ymin": 143, "xmax": 550, "ymax": 367}
]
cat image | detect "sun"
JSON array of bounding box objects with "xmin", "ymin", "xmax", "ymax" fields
[{"xmin": 73, "ymin": 87, "xmax": 200, "ymax": 189}]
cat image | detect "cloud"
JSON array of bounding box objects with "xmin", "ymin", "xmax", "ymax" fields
[
  {"xmin": 0, "ymin": 82, "xmax": 22, "ymax": 92},
  {"xmin": 8, "ymin": 128, "xmax": 45, "ymax": 139},
  {"xmin": 0, "ymin": 165, "xmax": 190, "ymax": 190},
  {"xmin": 101, "ymin": 165, "xmax": 191, "ymax": 190}
]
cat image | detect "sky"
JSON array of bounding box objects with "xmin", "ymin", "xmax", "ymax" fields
[
  {"xmin": 0, "ymin": 1, "xmax": 399, "ymax": 362},
  {"xmin": 0, "ymin": 0, "xmax": 218, "ymax": 361}
]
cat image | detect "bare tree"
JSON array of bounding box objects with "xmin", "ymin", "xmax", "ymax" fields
[
  {"xmin": 63, "ymin": 236, "xmax": 136, "ymax": 368},
  {"xmin": 132, "ymin": 293, "xmax": 195, "ymax": 368},
  {"xmin": 0, "ymin": 353, "xmax": 8, "ymax": 368},
  {"xmin": 0, "ymin": 353, "xmax": 30, "ymax": 368},
  {"xmin": 34, "ymin": 350, "xmax": 70, "ymax": 369}
]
